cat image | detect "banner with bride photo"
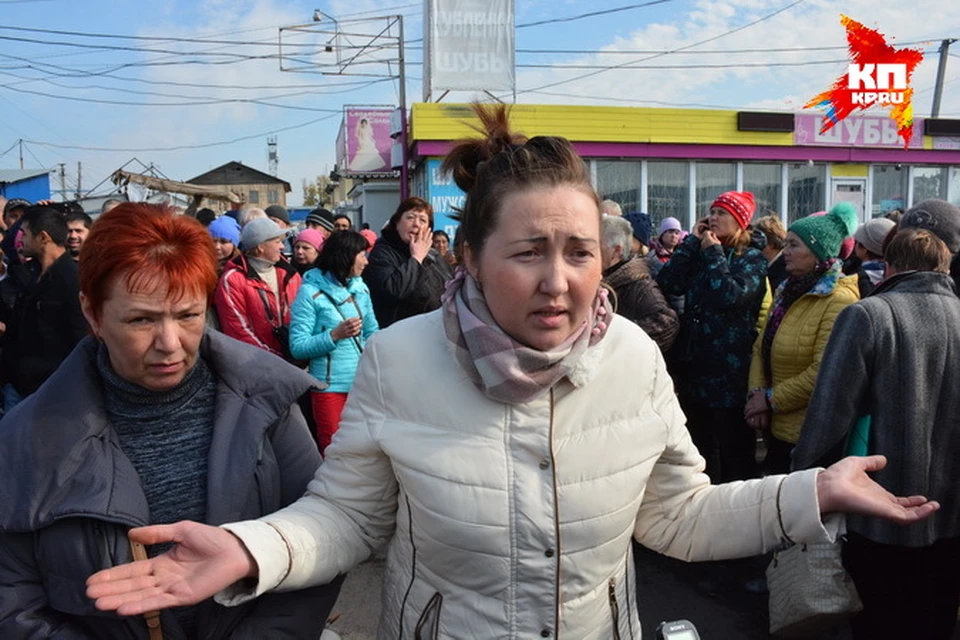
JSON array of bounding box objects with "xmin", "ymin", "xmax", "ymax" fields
[{"xmin": 339, "ymin": 107, "xmax": 396, "ymax": 178}]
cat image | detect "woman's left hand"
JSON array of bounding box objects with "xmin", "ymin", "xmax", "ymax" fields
[
  {"xmin": 744, "ymin": 391, "xmax": 768, "ymax": 420},
  {"xmin": 816, "ymin": 455, "xmax": 940, "ymax": 525}
]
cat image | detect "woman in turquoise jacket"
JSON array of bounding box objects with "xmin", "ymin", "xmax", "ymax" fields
[{"xmin": 289, "ymin": 231, "xmax": 378, "ymax": 453}]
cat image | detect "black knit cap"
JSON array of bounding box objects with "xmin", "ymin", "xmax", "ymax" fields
[{"xmin": 305, "ymin": 208, "xmax": 335, "ymax": 232}]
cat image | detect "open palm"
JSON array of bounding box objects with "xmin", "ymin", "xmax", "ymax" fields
[{"xmin": 86, "ymin": 521, "xmax": 255, "ymax": 616}]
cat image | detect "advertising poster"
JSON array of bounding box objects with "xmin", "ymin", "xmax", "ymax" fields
[
  {"xmin": 344, "ymin": 107, "xmax": 394, "ymax": 176},
  {"xmin": 426, "ymin": 0, "xmax": 515, "ymax": 96}
]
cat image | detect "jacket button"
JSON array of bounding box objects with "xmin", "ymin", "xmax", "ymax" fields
[
  {"xmin": 539, "ymin": 459, "xmax": 550, "ymax": 470},
  {"xmin": 540, "ymin": 629, "xmax": 551, "ymax": 638},
  {"xmin": 544, "ymin": 549, "xmax": 554, "ymax": 558}
]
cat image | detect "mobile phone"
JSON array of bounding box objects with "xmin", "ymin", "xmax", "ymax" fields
[{"xmin": 656, "ymin": 619, "xmax": 701, "ymax": 640}]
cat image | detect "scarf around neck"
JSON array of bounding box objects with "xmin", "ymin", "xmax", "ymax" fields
[
  {"xmin": 441, "ymin": 268, "xmax": 613, "ymax": 405},
  {"xmin": 761, "ymin": 259, "xmax": 840, "ymax": 385}
]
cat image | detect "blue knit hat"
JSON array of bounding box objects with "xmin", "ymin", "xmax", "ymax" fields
[
  {"xmin": 789, "ymin": 202, "xmax": 858, "ymax": 262},
  {"xmin": 208, "ymin": 215, "xmax": 241, "ymax": 246},
  {"xmin": 623, "ymin": 212, "xmax": 652, "ymax": 246}
]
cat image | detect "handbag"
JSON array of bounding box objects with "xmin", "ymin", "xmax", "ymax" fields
[{"xmin": 766, "ymin": 482, "xmax": 863, "ymax": 637}]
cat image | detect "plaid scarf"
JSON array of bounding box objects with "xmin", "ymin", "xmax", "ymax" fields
[
  {"xmin": 761, "ymin": 259, "xmax": 840, "ymax": 385},
  {"xmin": 442, "ymin": 268, "xmax": 613, "ymax": 405}
]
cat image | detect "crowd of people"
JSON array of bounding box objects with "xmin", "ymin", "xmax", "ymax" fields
[{"xmin": 0, "ymin": 104, "xmax": 957, "ymax": 639}]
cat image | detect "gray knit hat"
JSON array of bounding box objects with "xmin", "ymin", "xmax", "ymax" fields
[
  {"xmin": 264, "ymin": 204, "xmax": 289, "ymax": 225},
  {"xmin": 854, "ymin": 217, "xmax": 896, "ymax": 257},
  {"xmin": 900, "ymin": 199, "xmax": 960, "ymax": 254},
  {"xmin": 240, "ymin": 217, "xmax": 286, "ymax": 251}
]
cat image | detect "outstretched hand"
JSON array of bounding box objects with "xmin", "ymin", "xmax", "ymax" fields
[
  {"xmin": 86, "ymin": 521, "xmax": 257, "ymax": 617},
  {"xmin": 816, "ymin": 455, "xmax": 940, "ymax": 525}
]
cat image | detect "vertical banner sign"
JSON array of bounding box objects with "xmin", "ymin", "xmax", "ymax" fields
[
  {"xmin": 425, "ymin": 158, "xmax": 464, "ymax": 237},
  {"xmin": 342, "ymin": 107, "xmax": 396, "ymax": 177},
  {"xmin": 425, "ymin": 0, "xmax": 515, "ymax": 98}
]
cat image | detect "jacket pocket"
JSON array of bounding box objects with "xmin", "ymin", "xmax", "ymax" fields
[
  {"xmin": 608, "ymin": 578, "xmax": 622, "ymax": 640},
  {"xmin": 414, "ymin": 592, "xmax": 443, "ymax": 640}
]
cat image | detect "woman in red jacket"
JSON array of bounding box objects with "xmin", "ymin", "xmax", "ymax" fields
[{"xmin": 214, "ymin": 217, "xmax": 301, "ymax": 361}]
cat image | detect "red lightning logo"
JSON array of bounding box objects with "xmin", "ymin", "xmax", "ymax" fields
[{"xmin": 805, "ymin": 15, "xmax": 924, "ymax": 147}]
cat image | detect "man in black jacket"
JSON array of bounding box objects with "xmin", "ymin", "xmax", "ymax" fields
[{"xmin": 0, "ymin": 206, "xmax": 87, "ymax": 411}]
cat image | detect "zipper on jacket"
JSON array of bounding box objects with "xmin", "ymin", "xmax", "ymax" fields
[
  {"xmin": 548, "ymin": 389, "xmax": 562, "ymax": 639},
  {"xmin": 624, "ymin": 552, "xmax": 636, "ymax": 639},
  {"xmin": 608, "ymin": 578, "xmax": 623, "ymax": 640},
  {"xmin": 397, "ymin": 492, "xmax": 418, "ymax": 640}
]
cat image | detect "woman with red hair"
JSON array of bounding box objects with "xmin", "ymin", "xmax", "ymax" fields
[{"xmin": 0, "ymin": 204, "xmax": 342, "ymax": 638}]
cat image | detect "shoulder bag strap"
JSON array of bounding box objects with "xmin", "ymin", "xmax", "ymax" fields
[
  {"xmin": 314, "ymin": 289, "xmax": 364, "ymax": 354},
  {"xmin": 129, "ymin": 538, "xmax": 163, "ymax": 640}
]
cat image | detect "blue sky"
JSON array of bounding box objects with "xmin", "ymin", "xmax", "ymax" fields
[{"xmin": 1, "ymin": 0, "xmax": 957, "ymax": 205}]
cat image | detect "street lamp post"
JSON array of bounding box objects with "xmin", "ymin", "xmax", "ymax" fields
[{"xmin": 287, "ymin": 12, "xmax": 409, "ymax": 199}]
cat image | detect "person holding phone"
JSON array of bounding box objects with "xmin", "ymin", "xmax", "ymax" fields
[{"xmin": 657, "ymin": 192, "xmax": 768, "ymax": 483}]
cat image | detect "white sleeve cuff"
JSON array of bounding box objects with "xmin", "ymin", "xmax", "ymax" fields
[
  {"xmin": 214, "ymin": 521, "xmax": 292, "ymax": 607},
  {"xmin": 779, "ymin": 468, "xmax": 845, "ymax": 544}
]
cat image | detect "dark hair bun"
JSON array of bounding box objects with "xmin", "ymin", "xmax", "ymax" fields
[{"xmin": 441, "ymin": 103, "xmax": 527, "ymax": 194}]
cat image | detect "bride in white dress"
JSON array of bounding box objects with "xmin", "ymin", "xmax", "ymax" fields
[{"xmin": 349, "ymin": 118, "xmax": 386, "ymax": 172}]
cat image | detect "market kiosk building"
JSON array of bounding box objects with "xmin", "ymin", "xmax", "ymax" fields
[{"xmin": 408, "ymin": 103, "xmax": 960, "ymax": 236}]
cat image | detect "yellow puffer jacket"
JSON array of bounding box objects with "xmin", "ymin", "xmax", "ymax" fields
[{"xmin": 749, "ymin": 272, "xmax": 860, "ymax": 444}]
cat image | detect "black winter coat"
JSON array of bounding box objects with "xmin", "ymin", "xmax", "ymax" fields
[
  {"xmin": 363, "ymin": 225, "xmax": 452, "ymax": 328},
  {"xmin": 0, "ymin": 252, "xmax": 88, "ymax": 395},
  {"xmin": 0, "ymin": 331, "xmax": 342, "ymax": 639}
]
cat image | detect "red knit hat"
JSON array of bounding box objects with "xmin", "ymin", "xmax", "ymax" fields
[{"xmin": 711, "ymin": 191, "xmax": 756, "ymax": 229}]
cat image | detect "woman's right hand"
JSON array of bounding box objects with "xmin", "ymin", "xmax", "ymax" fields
[
  {"xmin": 331, "ymin": 317, "xmax": 362, "ymax": 341},
  {"xmin": 409, "ymin": 226, "xmax": 433, "ymax": 263},
  {"xmin": 86, "ymin": 521, "xmax": 257, "ymax": 616},
  {"xmin": 692, "ymin": 217, "xmax": 709, "ymax": 239}
]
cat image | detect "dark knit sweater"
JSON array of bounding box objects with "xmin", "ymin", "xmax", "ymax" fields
[
  {"xmin": 97, "ymin": 345, "xmax": 216, "ymax": 635},
  {"xmin": 98, "ymin": 345, "xmax": 216, "ymax": 528}
]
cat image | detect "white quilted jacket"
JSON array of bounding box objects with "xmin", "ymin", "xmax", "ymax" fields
[{"xmin": 221, "ymin": 310, "xmax": 836, "ymax": 639}]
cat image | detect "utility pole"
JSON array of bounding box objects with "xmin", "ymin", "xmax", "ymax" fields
[
  {"xmin": 18, "ymin": 139, "xmax": 23, "ymax": 170},
  {"xmin": 397, "ymin": 15, "xmax": 409, "ymax": 200},
  {"xmin": 58, "ymin": 163, "xmax": 66, "ymax": 202},
  {"xmin": 932, "ymin": 39, "xmax": 957, "ymax": 118},
  {"xmin": 76, "ymin": 161, "xmax": 82, "ymax": 200}
]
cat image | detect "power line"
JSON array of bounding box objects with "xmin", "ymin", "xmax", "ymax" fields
[
  {"xmin": 509, "ymin": 40, "xmax": 936, "ymax": 56},
  {"xmin": 2, "ymin": 83, "xmax": 345, "ymax": 112},
  {"xmin": 508, "ymin": 0, "xmax": 807, "ymax": 97},
  {"xmin": 0, "ymin": 69, "xmax": 391, "ymax": 100},
  {"xmin": 517, "ymin": 0, "xmax": 673, "ymax": 28},
  {"xmin": 407, "ymin": 57, "xmax": 866, "ymax": 70},
  {"xmin": 22, "ymin": 112, "xmax": 341, "ymax": 152},
  {"xmin": 0, "ymin": 139, "xmax": 18, "ymax": 157},
  {"xmin": 524, "ymin": 90, "xmax": 740, "ymax": 109}
]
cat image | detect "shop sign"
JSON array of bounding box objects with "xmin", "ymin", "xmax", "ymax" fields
[
  {"xmin": 932, "ymin": 138, "xmax": 960, "ymax": 151},
  {"xmin": 795, "ymin": 113, "xmax": 924, "ymax": 149}
]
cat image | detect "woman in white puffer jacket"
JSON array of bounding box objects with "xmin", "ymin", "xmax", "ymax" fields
[{"xmin": 88, "ymin": 106, "xmax": 939, "ymax": 640}]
